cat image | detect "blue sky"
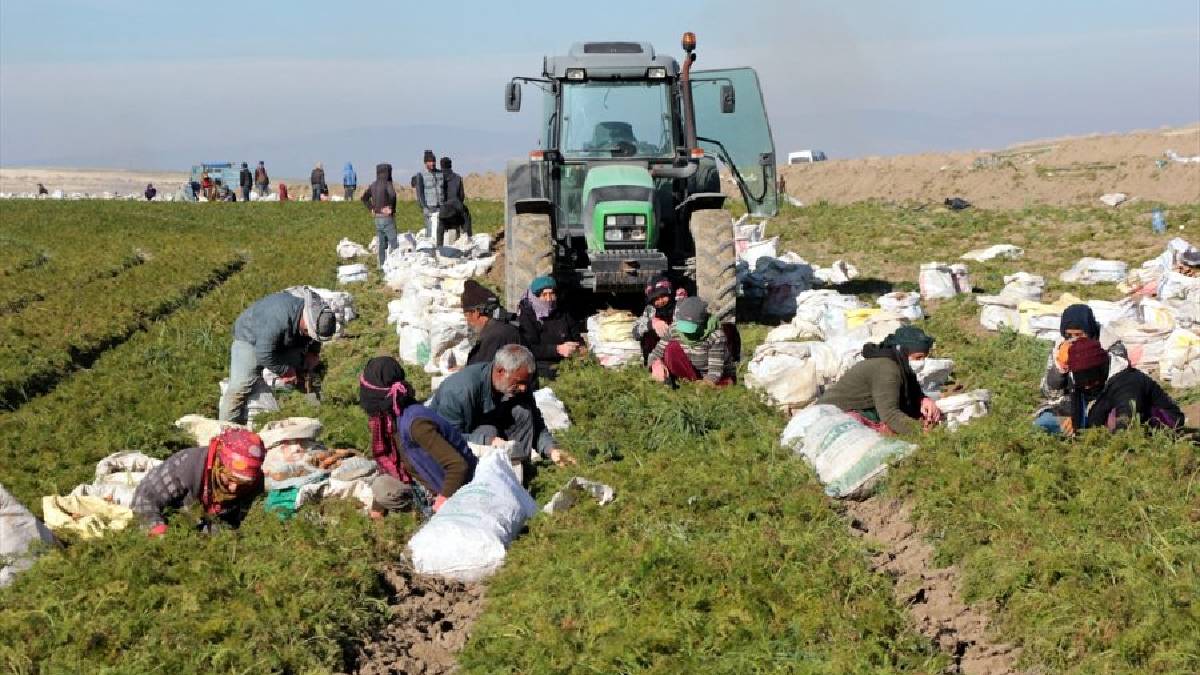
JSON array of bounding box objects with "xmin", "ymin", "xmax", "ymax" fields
[{"xmin": 2, "ymin": 0, "xmax": 1197, "ymax": 175}]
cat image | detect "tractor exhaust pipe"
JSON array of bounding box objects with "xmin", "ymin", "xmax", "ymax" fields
[{"xmin": 679, "ymin": 32, "xmax": 699, "ymax": 153}]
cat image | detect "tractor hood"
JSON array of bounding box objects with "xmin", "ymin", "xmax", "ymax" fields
[{"xmin": 582, "ymin": 165, "xmax": 656, "ymax": 251}]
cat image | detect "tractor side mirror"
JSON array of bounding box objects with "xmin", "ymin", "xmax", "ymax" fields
[
  {"xmin": 720, "ymin": 84, "xmax": 735, "ymax": 113},
  {"xmin": 505, "ymin": 82, "xmax": 522, "ymax": 112}
]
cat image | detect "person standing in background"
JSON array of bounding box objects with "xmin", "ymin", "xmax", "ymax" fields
[
  {"xmin": 343, "ymin": 162, "xmax": 357, "ymax": 201},
  {"xmin": 437, "ymin": 156, "xmax": 471, "ymax": 244},
  {"xmin": 254, "ymin": 161, "xmax": 270, "ymax": 196},
  {"xmin": 144, "ymin": 183, "xmax": 157, "ymax": 201},
  {"xmin": 310, "ymin": 162, "xmax": 326, "ymax": 202},
  {"xmin": 360, "ymin": 163, "xmax": 398, "ymax": 268},
  {"xmin": 415, "ymin": 150, "xmax": 443, "ymax": 239},
  {"xmin": 238, "ymin": 163, "xmax": 253, "ymax": 201}
]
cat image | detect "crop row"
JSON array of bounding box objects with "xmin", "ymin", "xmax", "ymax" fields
[{"xmin": 0, "ymin": 250, "xmax": 148, "ymax": 313}]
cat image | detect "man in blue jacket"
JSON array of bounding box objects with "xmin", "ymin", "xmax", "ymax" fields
[
  {"xmin": 218, "ymin": 289, "xmax": 337, "ymax": 423},
  {"xmin": 428, "ymin": 344, "xmax": 574, "ymax": 473},
  {"xmin": 342, "ymin": 162, "xmax": 357, "ymax": 201}
]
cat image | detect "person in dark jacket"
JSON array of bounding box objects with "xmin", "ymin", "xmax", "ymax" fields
[
  {"xmin": 647, "ymin": 297, "xmax": 735, "ymax": 386},
  {"xmin": 278, "ymin": 182, "xmax": 289, "ymax": 202},
  {"xmin": 1034, "ymin": 304, "xmax": 1101, "ymax": 434},
  {"xmin": 131, "ymin": 429, "xmax": 265, "ymax": 537},
  {"xmin": 818, "ymin": 326, "xmax": 942, "ymax": 435},
  {"xmin": 632, "ymin": 275, "xmax": 686, "ymax": 363},
  {"xmin": 436, "ymin": 156, "xmax": 471, "ymax": 244},
  {"xmin": 310, "ymin": 162, "xmax": 325, "ymax": 201},
  {"xmin": 218, "ymin": 289, "xmax": 337, "ymax": 423},
  {"xmin": 238, "ymin": 162, "xmax": 253, "ymax": 201},
  {"xmin": 144, "ymin": 183, "xmax": 157, "ymax": 201},
  {"xmin": 1063, "ymin": 338, "xmax": 1183, "ymax": 434},
  {"xmin": 462, "ymin": 280, "xmax": 520, "ymax": 366},
  {"xmin": 360, "ymin": 163, "xmax": 398, "ymax": 267},
  {"xmin": 428, "ymin": 344, "xmax": 575, "ymax": 478},
  {"xmin": 415, "ymin": 150, "xmax": 443, "ymax": 238},
  {"xmin": 254, "ymin": 161, "xmax": 270, "ymax": 196},
  {"xmin": 343, "ymin": 162, "xmax": 357, "ymax": 201},
  {"xmin": 517, "ymin": 275, "xmax": 583, "ymax": 380},
  {"xmin": 358, "ymin": 356, "xmax": 477, "ymax": 516},
  {"xmin": 37, "ymin": 183, "xmax": 49, "ymax": 196}
]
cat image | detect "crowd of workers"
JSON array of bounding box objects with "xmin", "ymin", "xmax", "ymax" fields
[{"xmin": 125, "ymin": 190, "xmax": 1188, "ymax": 537}]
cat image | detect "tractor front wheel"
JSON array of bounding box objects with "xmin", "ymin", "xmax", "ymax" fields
[
  {"xmin": 505, "ymin": 213, "xmax": 554, "ymax": 313},
  {"xmin": 689, "ymin": 208, "xmax": 738, "ymax": 324}
]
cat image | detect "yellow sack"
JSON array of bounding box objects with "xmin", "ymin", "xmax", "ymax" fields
[
  {"xmin": 42, "ymin": 495, "xmax": 134, "ymax": 540},
  {"xmin": 844, "ymin": 308, "xmax": 881, "ymax": 329},
  {"xmin": 596, "ymin": 310, "xmax": 637, "ymax": 343}
]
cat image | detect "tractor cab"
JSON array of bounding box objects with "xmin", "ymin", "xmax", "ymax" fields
[{"xmin": 503, "ymin": 34, "xmax": 777, "ymax": 322}]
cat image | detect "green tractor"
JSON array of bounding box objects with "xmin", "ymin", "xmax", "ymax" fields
[{"xmin": 503, "ymin": 33, "xmax": 778, "ymax": 322}]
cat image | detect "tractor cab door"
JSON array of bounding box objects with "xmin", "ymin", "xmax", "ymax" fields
[{"xmin": 691, "ymin": 68, "xmax": 778, "ymax": 217}]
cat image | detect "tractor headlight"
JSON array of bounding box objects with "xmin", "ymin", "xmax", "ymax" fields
[
  {"xmin": 605, "ymin": 215, "xmax": 616, "ymax": 226},
  {"xmin": 565, "ymin": 68, "xmax": 586, "ymax": 80},
  {"xmin": 634, "ymin": 215, "xmax": 646, "ymax": 226},
  {"xmin": 629, "ymin": 228, "xmax": 647, "ymax": 241},
  {"xmin": 646, "ymin": 67, "xmax": 667, "ymax": 79},
  {"xmin": 605, "ymin": 228, "xmax": 625, "ymax": 241}
]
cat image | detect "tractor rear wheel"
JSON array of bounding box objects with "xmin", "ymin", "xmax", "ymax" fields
[
  {"xmin": 689, "ymin": 208, "xmax": 738, "ymax": 323},
  {"xmin": 505, "ymin": 213, "xmax": 554, "ymax": 313}
]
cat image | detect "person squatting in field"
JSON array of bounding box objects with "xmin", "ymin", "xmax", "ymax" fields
[
  {"xmin": 131, "ymin": 429, "xmax": 265, "ymax": 537},
  {"xmin": 358, "ymin": 356, "xmax": 477, "ymax": 516},
  {"xmin": 427, "ymin": 344, "xmax": 575, "ymax": 481},
  {"xmin": 646, "ymin": 296, "xmax": 736, "ymax": 386},
  {"xmin": 632, "ymin": 275, "xmax": 687, "ymax": 363},
  {"xmin": 218, "ymin": 289, "xmax": 337, "ymax": 424},
  {"xmin": 1059, "ymin": 337, "xmax": 1183, "ymax": 434},
  {"xmin": 1033, "ymin": 304, "xmax": 1101, "ymax": 434},
  {"xmin": 360, "ymin": 163, "xmax": 398, "ymax": 268},
  {"xmin": 461, "ymin": 280, "xmax": 520, "ymax": 366},
  {"xmin": 818, "ymin": 325, "xmax": 942, "ymax": 435},
  {"xmin": 516, "ymin": 275, "xmax": 585, "ymax": 381}
]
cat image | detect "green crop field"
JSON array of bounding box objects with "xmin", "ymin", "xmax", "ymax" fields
[{"xmin": 1, "ymin": 199, "xmax": 1197, "ymax": 674}]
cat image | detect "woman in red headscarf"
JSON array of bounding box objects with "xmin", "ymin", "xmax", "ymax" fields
[{"xmin": 131, "ymin": 428, "xmax": 266, "ymax": 536}]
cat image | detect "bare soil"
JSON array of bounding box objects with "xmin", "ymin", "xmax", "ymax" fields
[
  {"xmin": 846, "ymin": 496, "xmax": 1023, "ymax": 675},
  {"xmin": 347, "ymin": 564, "xmax": 485, "ymax": 675}
]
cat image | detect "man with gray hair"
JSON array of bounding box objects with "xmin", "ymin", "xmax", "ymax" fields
[
  {"xmin": 219, "ymin": 289, "xmax": 337, "ymax": 423},
  {"xmin": 428, "ymin": 344, "xmax": 575, "ymax": 474}
]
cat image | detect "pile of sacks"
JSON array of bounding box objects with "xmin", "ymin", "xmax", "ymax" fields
[
  {"xmin": 919, "ymin": 262, "xmax": 972, "ymax": 299},
  {"xmin": 383, "ymin": 233, "xmax": 496, "ymax": 378},
  {"xmin": 39, "ymin": 452, "xmax": 165, "ymax": 539},
  {"xmin": 585, "ymin": 310, "xmax": 642, "ymax": 368},
  {"xmin": 734, "ymin": 219, "xmax": 859, "ymax": 319}
]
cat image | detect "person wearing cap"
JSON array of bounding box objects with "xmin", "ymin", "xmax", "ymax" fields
[
  {"xmin": 1061, "ymin": 338, "xmax": 1182, "ymax": 435},
  {"xmin": 819, "ymin": 326, "xmax": 942, "ymax": 435},
  {"xmin": 218, "ymin": 290, "xmax": 337, "ymax": 423},
  {"xmin": 1033, "ymin": 304, "xmax": 1101, "ymax": 434},
  {"xmin": 415, "ymin": 150, "xmax": 444, "ymax": 239},
  {"xmin": 632, "ymin": 275, "xmax": 687, "ymax": 363},
  {"xmin": 517, "ymin": 275, "xmax": 584, "ymax": 380},
  {"xmin": 310, "ymin": 162, "xmax": 326, "ymax": 202},
  {"xmin": 254, "ymin": 161, "xmax": 270, "ymax": 196},
  {"xmin": 358, "ymin": 356, "xmax": 477, "ymax": 516},
  {"xmin": 462, "ymin": 279, "xmax": 520, "ymax": 366},
  {"xmin": 361, "ymin": 163, "xmax": 398, "ymax": 268},
  {"xmin": 647, "ymin": 296, "xmax": 735, "ymax": 386},
  {"xmin": 429, "ymin": 344, "xmax": 575, "ymax": 478},
  {"xmin": 131, "ymin": 428, "xmax": 266, "ymax": 536}
]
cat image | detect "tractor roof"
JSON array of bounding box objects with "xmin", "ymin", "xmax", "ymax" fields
[{"xmin": 544, "ymin": 42, "xmax": 679, "ymax": 79}]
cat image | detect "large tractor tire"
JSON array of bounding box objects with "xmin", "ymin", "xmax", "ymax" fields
[
  {"xmin": 689, "ymin": 208, "xmax": 738, "ymax": 324},
  {"xmin": 504, "ymin": 213, "xmax": 554, "ymax": 313}
]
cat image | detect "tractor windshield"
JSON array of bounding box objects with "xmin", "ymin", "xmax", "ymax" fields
[{"xmin": 560, "ymin": 81, "xmax": 674, "ymax": 159}]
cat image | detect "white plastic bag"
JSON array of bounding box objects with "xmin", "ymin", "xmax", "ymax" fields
[
  {"xmin": 780, "ymin": 405, "xmax": 917, "ymax": 498},
  {"xmin": 935, "ymin": 389, "xmax": 991, "ymax": 430},
  {"xmin": 919, "ymin": 263, "xmax": 958, "ymax": 300},
  {"xmin": 1060, "ymin": 258, "xmax": 1128, "ymax": 284},
  {"xmin": 1, "ymin": 483, "xmax": 59, "ymax": 588},
  {"xmin": 1161, "ymin": 328, "xmax": 1200, "ymax": 388},
  {"xmin": 877, "ymin": 292, "xmax": 924, "ymax": 321},
  {"xmin": 337, "ymin": 263, "xmax": 368, "ymax": 284},
  {"xmin": 398, "ymin": 325, "xmax": 431, "ymax": 365},
  {"xmin": 407, "ymin": 452, "xmax": 538, "ymax": 582},
  {"xmin": 534, "ymin": 388, "xmax": 571, "ymax": 431},
  {"xmin": 961, "ymin": 244, "xmax": 1023, "ymax": 262},
  {"xmin": 336, "ymin": 238, "xmax": 370, "ymax": 259}
]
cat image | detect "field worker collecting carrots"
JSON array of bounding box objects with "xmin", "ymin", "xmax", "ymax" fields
[
  {"xmin": 819, "ymin": 325, "xmax": 942, "ymax": 435},
  {"xmin": 131, "ymin": 429, "xmax": 265, "ymax": 537},
  {"xmin": 516, "ymin": 275, "xmax": 584, "ymax": 380},
  {"xmin": 647, "ymin": 296, "xmax": 735, "ymax": 386},
  {"xmin": 360, "ymin": 163, "xmax": 398, "ymax": 268},
  {"xmin": 359, "ymin": 356, "xmax": 477, "ymax": 516},
  {"xmin": 462, "ymin": 280, "xmax": 520, "ymax": 366},
  {"xmin": 632, "ymin": 275, "xmax": 687, "ymax": 363},
  {"xmin": 218, "ymin": 289, "xmax": 337, "ymax": 424},
  {"xmin": 1033, "ymin": 304, "xmax": 1101, "ymax": 434},
  {"xmin": 1061, "ymin": 338, "xmax": 1183, "ymax": 435},
  {"xmin": 428, "ymin": 344, "xmax": 576, "ymax": 479}
]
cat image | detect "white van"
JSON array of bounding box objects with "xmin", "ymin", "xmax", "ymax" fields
[{"xmin": 787, "ymin": 150, "xmax": 827, "ymax": 164}]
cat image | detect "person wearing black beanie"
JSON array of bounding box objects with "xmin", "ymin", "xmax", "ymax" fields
[
  {"xmin": 461, "ymin": 280, "xmax": 519, "ymax": 366},
  {"xmin": 415, "ymin": 150, "xmax": 443, "ymax": 238}
]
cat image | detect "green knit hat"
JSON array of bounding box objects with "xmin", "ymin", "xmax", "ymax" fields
[
  {"xmin": 883, "ymin": 325, "xmax": 934, "ymax": 354},
  {"xmin": 530, "ymin": 275, "xmax": 556, "ymax": 295}
]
